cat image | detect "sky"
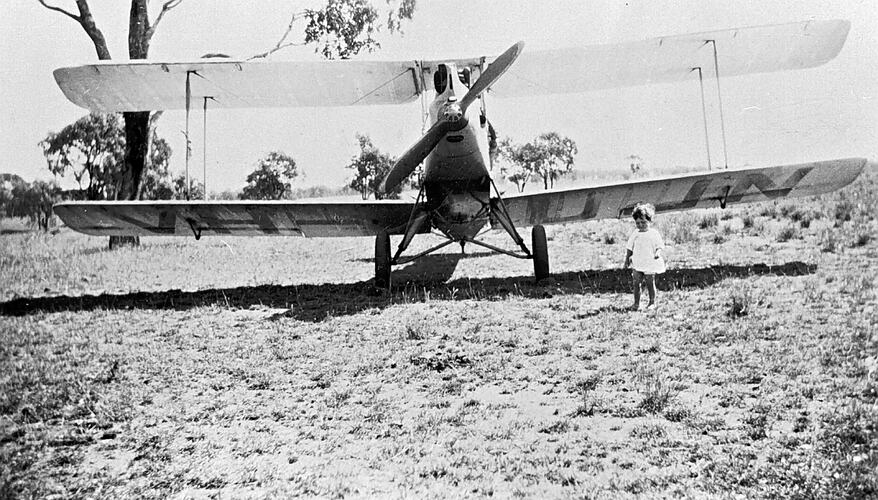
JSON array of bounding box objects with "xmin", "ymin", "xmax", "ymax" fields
[{"xmin": 1, "ymin": 0, "xmax": 876, "ymax": 193}]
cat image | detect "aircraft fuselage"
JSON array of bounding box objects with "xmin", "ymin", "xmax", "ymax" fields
[{"xmin": 422, "ymin": 63, "xmax": 492, "ymax": 240}]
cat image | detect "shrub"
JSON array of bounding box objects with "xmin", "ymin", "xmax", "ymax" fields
[
  {"xmin": 759, "ymin": 204, "xmax": 779, "ymax": 218},
  {"xmin": 663, "ymin": 214, "xmax": 700, "ymax": 245},
  {"xmin": 776, "ymin": 225, "xmax": 799, "ymax": 242},
  {"xmin": 851, "ymin": 231, "xmax": 872, "ymax": 248},
  {"xmin": 835, "ymin": 200, "xmax": 855, "ymax": 224},
  {"xmin": 699, "ymin": 212, "xmax": 719, "ymax": 229},
  {"xmin": 636, "ymin": 367, "xmax": 675, "ymax": 414},
  {"xmin": 743, "ymin": 404, "xmax": 771, "ymax": 440},
  {"xmin": 727, "ymin": 285, "xmax": 753, "ymax": 318},
  {"xmin": 570, "ymin": 372, "xmax": 602, "ymax": 417},
  {"xmin": 779, "ymin": 204, "xmax": 797, "ymax": 219}
]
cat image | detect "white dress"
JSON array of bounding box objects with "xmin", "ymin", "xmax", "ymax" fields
[{"xmin": 626, "ymin": 228, "xmax": 666, "ymax": 274}]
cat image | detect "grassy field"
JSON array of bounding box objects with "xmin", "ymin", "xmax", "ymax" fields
[{"xmin": 1, "ymin": 170, "xmax": 876, "ymax": 499}]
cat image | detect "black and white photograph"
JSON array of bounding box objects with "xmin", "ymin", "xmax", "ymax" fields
[{"xmin": 1, "ymin": 0, "xmax": 876, "ymax": 497}]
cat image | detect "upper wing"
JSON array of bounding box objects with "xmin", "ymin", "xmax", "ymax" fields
[
  {"xmin": 488, "ymin": 19, "xmax": 850, "ymax": 98},
  {"xmin": 54, "ymin": 59, "xmax": 422, "ymax": 112},
  {"xmin": 54, "ymin": 20, "xmax": 848, "ymax": 112},
  {"xmin": 501, "ymin": 158, "xmax": 867, "ymax": 227},
  {"xmin": 53, "ymin": 199, "xmax": 422, "ymax": 237}
]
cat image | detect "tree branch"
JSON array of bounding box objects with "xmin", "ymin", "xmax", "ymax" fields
[
  {"xmin": 148, "ymin": 0, "xmax": 183, "ymax": 40},
  {"xmin": 36, "ymin": 0, "xmax": 81, "ymax": 22},
  {"xmin": 247, "ymin": 11, "xmax": 307, "ymax": 60},
  {"xmin": 39, "ymin": 0, "xmax": 111, "ymax": 59}
]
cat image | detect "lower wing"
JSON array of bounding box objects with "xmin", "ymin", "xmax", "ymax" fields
[
  {"xmin": 53, "ymin": 199, "xmax": 420, "ymax": 237},
  {"xmin": 501, "ymin": 158, "xmax": 867, "ymax": 227}
]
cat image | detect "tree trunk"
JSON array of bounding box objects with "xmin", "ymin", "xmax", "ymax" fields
[
  {"xmin": 107, "ymin": 110, "xmax": 150, "ymax": 248},
  {"xmin": 108, "ymin": 0, "xmax": 152, "ymax": 249}
]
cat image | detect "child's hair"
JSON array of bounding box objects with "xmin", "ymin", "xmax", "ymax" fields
[{"xmin": 632, "ymin": 202, "xmax": 655, "ymax": 221}]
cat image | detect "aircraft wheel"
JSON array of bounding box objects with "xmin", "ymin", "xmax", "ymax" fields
[
  {"xmin": 375, "ymin": 230, "xmax": 391, "ymax": 289},
  {"xmin": 532, "ymin": 225, "xmax": 550, "ymax": 282}
]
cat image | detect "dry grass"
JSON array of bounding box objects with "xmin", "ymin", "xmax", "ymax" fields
[{"xmin": 1, "ymin": 170, "xmax": 876, "ymax": 498}]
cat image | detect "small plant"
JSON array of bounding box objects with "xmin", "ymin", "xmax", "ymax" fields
[
  {"xmin": 743, "ymin": 404, "xmax": 771, "ymax": 440},
  {"xmin": 712, "ymin": 232, "xmax": 725, "ymax": 244},
  {"xmin": 779, "ymin": 203, "xmax": 797, "ymax": 218},
  {"xmin": 663, "ymin": 405, "xmax": 692, "ymax": 422},
  {"xmin": 759, "ymin": 204, "xmax": 779, "ymax": 219},
  {"xmin": 699, "ymin": 212, "xmax": 719, "ymax": 229},
  {"xmin": 403, "ymin": 316, "xmax": 434, "ymax": 340},
  {"xmin": 538, "ymin": 419, "xmax": 571, "ymax": 434},
  {"xmin": 851, "ymin": 231, "xmax": 872, "ymax": 247},
  {"xmin": 629, "ymin": 422, "xmax": 667, "ymax": 440},
  {"xmin": 635, "ymin": 367, "xmax": 675, "ymax": 414},
  {"xmin": 797, "ymin": 212, "xmax": 814, "ymax": 228},
  {"xmin": 570, "ymin": 372, "xmax": 602, "ymax": 417},
  {"xmin": 602, "ymin": 232, "xmax": 616, "ymax": 245},
  {"xmin": 834, "ymin": 200, "xmax": 855, "ymax": 224},
  {"xmin": 727, "ymin": 285, "xmax": 754, "ymax": 318},
  {"xmin": 664, "ymin": 214, "xmax": 701, "ymax": 244},
  {"xmin": 776, "ymin": 224, "xmax": 799, "ymax": 242},
  {"xmin": 742, "ymin": 214, "xmax": 755, "ymax": 229}
]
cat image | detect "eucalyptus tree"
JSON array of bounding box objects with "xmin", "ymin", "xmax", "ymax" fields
[{"xmin": 39, "ymin": 0, "xmax": 416, "ymax": 246}]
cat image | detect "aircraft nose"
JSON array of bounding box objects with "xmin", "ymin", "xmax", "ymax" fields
[{"xmin": 443, "ymin": 102, "xmax": 463, "ymax": 122}]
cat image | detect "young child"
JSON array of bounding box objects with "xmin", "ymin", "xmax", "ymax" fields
[{"xmin": 623, "ymin": 203, "xmax": 666, "ymax": 311}]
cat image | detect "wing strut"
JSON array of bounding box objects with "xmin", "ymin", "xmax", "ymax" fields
[
  {"xmin": 691, "ymin": 67, "xmax": 713, "ymax": 171},
  {"xmin": 185, "ymin": 71, "xmax": 192, "ymax": 200},
  {"xmin": 707, "ymin": 39, "xmax": 729, "ymax": 169},
  {"xmin": 202, "ymin": 96, "xmax": 215, "ymax": 201}
]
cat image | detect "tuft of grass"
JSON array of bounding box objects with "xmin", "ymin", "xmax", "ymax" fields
[
  {"xmin": 776, "ymin": 224, "xmax": 799, "ymax": 242},
  {"xmin": 699, "ymin": 212, "xmax": 719, "ymax": 229},
  {"xmin": 726, "ymin": 285, "xmax": 754, "ymax": 318},
  {"xmin": 635, "ymin": 366, "xmax": 675, "ymax": 414},
  {"xmin": 663, "ymin": 405, "xmax": 692, "ymax": 423},
  {"xmin": 602, "ymin": 232, "xmax": 616, "ymax": 245},
  {"xmin": 759, "ymin": 204, "xmax": 779, "ymax": 219},
  {"xmin": 662, "ymin": 213, "xmax": 700, "ymax": 245},
  {"xmin": 538, "ymin": 419, "xmax": 572, "ymax": 434},
  {"xmin": 629, "ymin": 422, "xmax": 667, "ymax": 440},
  {"xmin": 834, "ymin": 200, "xmax": 855, "ymax": 224},
  {"xmin": 570, "ymin": 372, "xmax": 602, "ymax": 417},
  {"xmin": 403, "ymin": 315, "xmax": 434, "ymax": 340},
  {"xmin": 851, "ymin": 231, "xmax": 871, "ymax": 248},
  {"xmin": 743, "ymin": 403, "xmax": 771, "ymax": 440}
]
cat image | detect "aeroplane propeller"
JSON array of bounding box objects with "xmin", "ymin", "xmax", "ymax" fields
[{"xmin": 379, "ymin": 41, "xmax": 524, "ymax": 194}]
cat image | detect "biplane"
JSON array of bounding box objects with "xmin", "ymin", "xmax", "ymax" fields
[{"xmin": 53, "ymin": 19, "xmax": 867, "ymax": 288}]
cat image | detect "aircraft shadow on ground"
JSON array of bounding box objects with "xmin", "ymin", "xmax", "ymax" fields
[{"xmin": 0, "ymin": 261, "xmax": 816, "ymax": 322}]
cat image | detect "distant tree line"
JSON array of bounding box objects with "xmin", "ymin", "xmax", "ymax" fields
[
  {"xmin": 495, "ymin": 132, "xmax": 578, "ymax": 192},
  {"xmin": 0, "ymin": 174, "xmax": 59, "ymax": 231},
  {"xmin": 6, "ymin": 113, "xmax": 581, "ymax": 232}
]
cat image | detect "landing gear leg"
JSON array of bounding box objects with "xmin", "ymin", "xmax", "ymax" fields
[
  {"xmin": 532, "ymin": 225, "xmax": 550, "ymax": 282},
  {"xmin": 375, "ymin": 230, "xmax": 391, "ymax": 289}
]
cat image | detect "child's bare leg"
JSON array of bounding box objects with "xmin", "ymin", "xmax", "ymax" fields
[
  {"xmin": 632, "ymin": 271, "xmax": 643, "ymax": 309},
  {"xmin": 645, "ymin": 274, "xmax": 656, "ymax": 306}
]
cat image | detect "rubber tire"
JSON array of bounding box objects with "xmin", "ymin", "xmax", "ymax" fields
[
  {"xmin": 532, "ymin": 225, "xmax": 550, "ymax": 282},
  {"xmin": 375, "ymin": 230, "xmax": 391, "ymax": 289}
]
